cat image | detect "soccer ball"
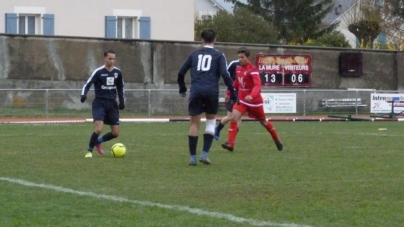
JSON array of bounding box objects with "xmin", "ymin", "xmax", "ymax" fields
[{"xmin": 111, "ymin": 143, "xmax": 126, "ymax": 158}]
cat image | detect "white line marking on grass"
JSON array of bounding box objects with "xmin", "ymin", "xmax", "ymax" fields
[
  {"xmin": 0, "ymin": 177, "xmax": 314, "ymax": 227},
  {"xmin": 8, "ymin": 120, "xmax": 86, "ymax": 124}
]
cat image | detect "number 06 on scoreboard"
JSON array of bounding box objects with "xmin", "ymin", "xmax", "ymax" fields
[{"xmin": 255, "ymin": 54, "xmax": 312, "ymax": 87}]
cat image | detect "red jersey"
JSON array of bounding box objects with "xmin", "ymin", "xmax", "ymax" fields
[{"xmin": 233, "ymin": 62, "xmax": 263, "ymax": 107}]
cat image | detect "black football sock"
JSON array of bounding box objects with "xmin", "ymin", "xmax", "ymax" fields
[
  {"xmin": 101, "ymin": 132, "xmax": 116, "ymax": 143},
  {"xmin": 202, "ymin": 134, "xmax": 214, "ymax": 153},
  {"xmin": 188, "ymin": 136, "xmax": 198, "ymax": 156},
  {"xmin": 216, "ymin": 122, "xmax": 225, "ymax": 132},
  {"xmin": 88, "ymin": 132, "xmax": 99, "ymax": 151}
]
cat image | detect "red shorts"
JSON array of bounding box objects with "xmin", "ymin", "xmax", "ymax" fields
[{"xmin": 232, "ymin": 102, "xmax": 266, "ymax": 120}]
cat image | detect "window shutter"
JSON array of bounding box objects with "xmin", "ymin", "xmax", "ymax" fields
[
  {"xmin": 5, "ymin": 13, "xmax": 18, "ymax": 34},
  {"xmin": 105, "ymin": 16, "xmax": 117, "ymax": 38},
  {"xmin": 378, "ymin": 33, "xmax": 386, "ymax": 45},
  {"xmin": 139, "ymin": 16, "xmax": 151, "ymax": 39},
  {"xmin": 43, "ymin": 14, "xmax": 55, "ymax": 35}
]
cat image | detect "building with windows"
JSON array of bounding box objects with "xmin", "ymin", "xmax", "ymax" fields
[
  {"xmin": 1, "ymin": 0, "xmax": 194, "ymax": 41},
  {"xmin": 323, "ymin": 0, "xmax": 390, "ymax": 48}
]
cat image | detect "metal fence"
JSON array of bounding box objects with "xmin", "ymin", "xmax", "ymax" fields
[{"xmin": 0, "ymin": 88, "xmax": 400, "ymax": 118}]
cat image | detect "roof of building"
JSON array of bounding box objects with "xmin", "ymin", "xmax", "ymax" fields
[{"xmin": 213, "ymin": 0, "xmax": 248, "ymax": 12}]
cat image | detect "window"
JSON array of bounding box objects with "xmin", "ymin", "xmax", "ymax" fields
[
  {"xmin": 198, "ymin": 11, "xmax": 213, "ymax": 20},
  {"xmin": 5, "ymin": 7, "xmax": 54, "ymax": 35},
  {"xmin": 105, "ymin": 15, "xmax": 150, "ymax": 39},
  {"xmin": 117, "ymin": 17, "xmax": 138, "ymax": 39},
  {"xmin": 201, "ymin": 15, "xmax": 211, "ymax": 20},
  {"xmin": 18, "ymin": 14, "xmax": 38, "ymax": 34}
]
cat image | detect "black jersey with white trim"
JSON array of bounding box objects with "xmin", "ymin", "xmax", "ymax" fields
[{"xmin": 81, "ymin": 66, "xmax": 125, "ymax": 102}]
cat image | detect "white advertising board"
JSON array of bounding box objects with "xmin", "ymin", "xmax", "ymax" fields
[
  {"xmin": 371, "ymin": 93, "xmax": 404, "ymax": 113},
  {"xmin": 262, "ymin": 93, "xmax": 296, "ymax": 113}
]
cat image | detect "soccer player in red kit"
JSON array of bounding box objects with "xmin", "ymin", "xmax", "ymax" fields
[{"xmin": 222, "ymin": 47, "xmax": 283, "ymax": 152}]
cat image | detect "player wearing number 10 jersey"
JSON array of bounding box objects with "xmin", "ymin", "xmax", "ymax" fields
[
  {"xmin": 177, "ymin": 28, "xmax": 237, "ymax": 166},
  {"xmin": 221, "ymin": 47, "xmax": 283, "ymax": 152}
]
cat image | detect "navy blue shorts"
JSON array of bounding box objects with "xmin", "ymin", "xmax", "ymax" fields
[
  {"xmin": 225, "ymin": 100, "xmax": 235, "ymax": 112},
  {"xmin": 92, "ymin": 98, "xmax": 120, "ymax": 125},
  {"xmin": 188, "ymin": 95, "xmax": 219, "ymax": 116}
]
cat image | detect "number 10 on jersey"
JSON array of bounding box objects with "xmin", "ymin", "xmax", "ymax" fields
[{"xmin": 256, "ymin": 54, "xmax": 312, "ymax": 87}]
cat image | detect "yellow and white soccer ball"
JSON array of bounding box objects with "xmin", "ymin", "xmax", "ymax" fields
[{"xmin": 111, "ymin": 143, "xmax": 126, "ymax": 158}]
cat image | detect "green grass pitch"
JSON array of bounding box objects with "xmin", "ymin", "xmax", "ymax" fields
[{"xmin": 0, "ymin": 121, "xmax": 403, "ymax": 227}]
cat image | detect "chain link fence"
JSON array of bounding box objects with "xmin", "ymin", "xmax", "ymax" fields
[{"xmin": 0, "ymin": 89, "xmax": 400, "ymax": 118}]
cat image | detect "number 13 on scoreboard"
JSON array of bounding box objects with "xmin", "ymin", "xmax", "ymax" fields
[{"xmin": 256, "ymin": 54, "xmax": 312, "ymax": 87}]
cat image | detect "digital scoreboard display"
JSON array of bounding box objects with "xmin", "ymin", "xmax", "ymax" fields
[{"xmin": 255, "ymin": 54, "xmax": 312, "ymax": 87}]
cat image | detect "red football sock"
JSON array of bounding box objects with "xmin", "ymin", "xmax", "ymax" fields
[
  {"xmin": 228, "ymin": 121, "xmax": 238, "ymax": 146},
  {"xmin": 265, "ymin": 121, "xmax": 279, "ymax": 141}
]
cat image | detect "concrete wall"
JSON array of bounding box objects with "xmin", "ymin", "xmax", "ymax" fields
[{"xmin": 0, "ymin": 34, "xmax": 402, "ymax": 91}]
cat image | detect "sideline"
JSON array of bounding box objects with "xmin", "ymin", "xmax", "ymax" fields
[
  {"xmin": 0, "ymin": 177, "xmax": 314, "ymax": 227},
  {"xmin": 0, "ymin": 116, "xmax": 403, "ymax": 124}
]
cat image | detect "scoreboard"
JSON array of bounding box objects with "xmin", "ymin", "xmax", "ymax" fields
[{"xmin": 255, "ymin": 54, "xmax": 312, "ymax": 87}]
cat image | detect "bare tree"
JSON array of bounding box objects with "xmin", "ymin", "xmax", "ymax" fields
[
  {"xmin": 378, "ymin": 0, "xmax": 404, "ymax": 49},
  {"xmin": 339, "ymin": 0, "xmax": 404, "ymax": 49}
]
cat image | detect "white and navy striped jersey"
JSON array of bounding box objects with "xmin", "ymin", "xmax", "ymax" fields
[{"xmin": 81, "ymin": 66, "xmax": 125, "ymax": 102}]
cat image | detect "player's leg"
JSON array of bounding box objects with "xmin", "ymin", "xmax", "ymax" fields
[
  {"xmin": 199, "ymin": 95, "xmax": 219, "ymax": 164},
  {"xmin": 219, "ymin": 110, "xmax": 242, "ymax": 143},
  {"xmin": 86, "ymin": 99, "xmax": 105, "ymax": 158},
  {"xmin": 222, "ymin": 103, "xmax": 245, "ymax": 151},
  {"xmin": 96, "ymin": 100, "xmax": 120, "ymax": 153},
  {"xmin": 237, "ymin": 117, "xmax": 242, "ymax": 131},
  {"xmin": 214, "ymin": 100, "xmax": 234, "ymax": 140},
  {"xmin": 188, "ymin": 97, "xmax": 203, "ymax": 166},
  {"xmin": 255, "ymin": 107, "xmax": 283, "ymax": 151},
  {"xmin": 86, "ymin": 120, "xmax": 104, "ymax": 158},
  {"xmin": 188, "ymin": 115, "xmax": 201, "ymax": 166},
  {"xmin": 200, "ymin": 114, "xmax": 215, "ymax": 164}
]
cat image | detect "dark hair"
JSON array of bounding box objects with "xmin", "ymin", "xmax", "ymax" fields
[
  {"xmin": 104, "ymin": 49, "xmax": 115, "ymax": 57},
  {"xmin": 237, "ymin": 47, "xmax": 250, "ymax": 57},
  {"xmin": 200, "ymin": 29, "xmax": 216, "ymax": 43}
]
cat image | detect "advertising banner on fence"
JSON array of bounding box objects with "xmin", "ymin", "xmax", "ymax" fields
[
  {"xmin": 262, "ymin": 93, "xmax": 296, "ymax": 113},
  {"xmin": 371, "ymin": 93, "xmax": 404, "ymax": 113}
]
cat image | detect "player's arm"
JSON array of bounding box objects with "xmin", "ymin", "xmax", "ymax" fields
[
  {"xmin": 117, "ymin": 72, "xmax": 125, "ymax": 107},
  {"xmin": 177, "ymin": 55, "xmax": 192, "ymax": 96},
  {"xmin": 227, "ymin": 60, "xmax": 238, "ymax": 81},
  {"xmin": 219, "ymin": 54, "xmax": 237, "ymax": 102},
  {"xmin": 249, "ymin": 69, "xmax": 262, "ymax": 99},
  {"xmin": 219, "ymin": 54, "xmax": 235, "ymax": 91},
  {"xmin": 225, "ymin": 75, "xmax": 239, "ymax": 102},
  {"xmin": 80, "ymin": 71, "xmax": 97, "ymax": 102}
]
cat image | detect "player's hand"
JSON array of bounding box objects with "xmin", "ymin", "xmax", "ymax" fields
[
  {"xmin": 245, "ymin": 95, "xmax": 253, "ymax": 102},
  {"xmin": 80, "ymin": 95, "xmax": 87, "ymax": 103},
  {"xmin": 118, "ymin": 102, "xmax": 125, "ymax": 110},
  {"xmin": 230, "ymin": 89, "xmax": 238, "ymax": 103},
  {"xmin": 179, "ymin": 84, "xmax": 187, "ymax": 97},
  {"xmin": 224, "ymin": 95, "xmax": 230, "ymax": 103}
]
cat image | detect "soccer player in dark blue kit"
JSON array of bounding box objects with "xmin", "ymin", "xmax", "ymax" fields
[
  {"xmin": 214, "ymin": 59, "xmax": 242, "ymax": 141},
  {"xmin": 177, "ymin": 28, "xmax": 237, "ymax": 166},
  {"xmin": 81, "ymin": 49, "xmax": 125, "ymax": 158}
]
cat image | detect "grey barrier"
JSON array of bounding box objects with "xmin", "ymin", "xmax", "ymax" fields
[{"xmin": 0, "ymin": 89, "xmax": 400, "ymax": 118}]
